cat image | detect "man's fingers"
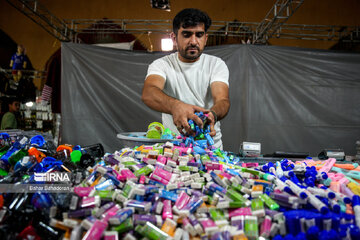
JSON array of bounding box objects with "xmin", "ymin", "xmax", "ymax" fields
[
  {"xmin": 192, "ymin": 115, "xmax": 203, "ymax": 128},
  {"xmin": 209, "ymin": 123, "xmax": 216, "ymax": 137}
]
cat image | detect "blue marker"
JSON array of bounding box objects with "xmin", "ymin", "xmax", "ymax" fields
[{"xmin": 159, "ymin": 189, "xmax": 178, "ymax": 202}]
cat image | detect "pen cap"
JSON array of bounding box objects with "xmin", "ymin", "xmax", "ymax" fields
[
  {"xmin": 306, "ymin": 226, "xmax": 319, "ymax": 240},
  {"xmin": 352, "ymin": 195, "xmax": 360, "ymax": 206},
  {"xmin": 349, "ymin": 225, "xmax": 360, "ymax": 239}
]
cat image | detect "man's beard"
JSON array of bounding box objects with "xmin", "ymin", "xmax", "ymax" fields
[{"xmin": 179, "ymin": 45, "xmax": 202, "ymax": 61}]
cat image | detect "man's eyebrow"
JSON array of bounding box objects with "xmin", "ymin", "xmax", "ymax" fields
[{"xmin": 182, "ymin": 30, "xmax": 205, "ymax": 34}]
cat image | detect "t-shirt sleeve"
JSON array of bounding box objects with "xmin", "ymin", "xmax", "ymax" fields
[
  {"xmin": 210, "ymin": 58, "xmax": 229, "ymax": 86},
  {"xmin": 1, "ymin": 113, "xmax": 16, "ymax": 130},
  {"xmin": 145, "ymin": 59, "xmax": 167, "ymax": 81}
]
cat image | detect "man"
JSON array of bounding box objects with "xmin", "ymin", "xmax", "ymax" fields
[
  {"xmin": 142, "ymin": 8, "xmax": 230, "ymax": 149},
  {"xmin": 1, "ymin": 98, "xmax": 20, "ymax": 130},
  {"xmin": 10, "ymin": 45, "xmax": 28, "ymax": 84}
]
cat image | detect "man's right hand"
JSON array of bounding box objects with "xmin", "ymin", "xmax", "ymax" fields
[{"xmin": 171, "ymin": 101, "xmax": 207, "ymax": 136}]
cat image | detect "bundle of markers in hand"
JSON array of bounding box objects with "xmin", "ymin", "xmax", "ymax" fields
[
  {"xmin": 183, "ymin": 111, "xmax": 214, "ymax": 147},
  {"xmin": 1, "ymin": 130, "xmax": 360, "ymax": 240}
]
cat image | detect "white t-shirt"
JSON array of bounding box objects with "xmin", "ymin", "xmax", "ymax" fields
[{"xmin": 146, "ymin": 52, "xmax": 229, "ymax": 149}]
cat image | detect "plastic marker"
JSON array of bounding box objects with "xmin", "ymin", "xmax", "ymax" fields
[{"xmin": 353, "ymin": 195, "xmax": 360, "ymax": 228}]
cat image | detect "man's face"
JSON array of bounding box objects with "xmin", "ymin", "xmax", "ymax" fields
[
  {"xmin": 9, "ymin": 101, "xmax": 20, "ymax": 112},
  {"xmin": 17, "ymin": 46, "xmax": 24, "ymax": 54},
  {"xmin": 172, "ymin": 23, "xmax": 208, "ymax": 63}
]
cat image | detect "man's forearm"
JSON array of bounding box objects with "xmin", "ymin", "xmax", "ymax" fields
[
  {"xmin": 142, "ymin": 85, "xmax": 181, "ymax": 114},
  {"xmin": 210, "ymin": 99, "xmax": 230, "ymax": 121}
]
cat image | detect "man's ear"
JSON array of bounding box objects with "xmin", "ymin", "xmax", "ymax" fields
[
  {"xmin": 170, "ymin": 32, "xmax": 177, "ymax": 47},
  {"xmin": 205, "ymin": 33, "xmax": 208, "ymax": 46}
]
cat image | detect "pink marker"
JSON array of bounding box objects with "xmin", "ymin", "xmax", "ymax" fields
[
  {"xmin": 74, "ymin": 186, "xmax": 94, "ymax": 197},
  {"xmin": 242, "ymin": 162, "xmax": 259, "ymax": 168},
  {"xmin": 319, "ymin": 158, "xmax": 336, "ymax": 173},
  {"xmin": 150, "ymin": 173, "xmax": 169, "ymax": 185},
  {"xmin": 174, "ymin": 191, "xmax": 190, "ymax": 211},
  {"xmin": 104, "ymin": 231, "xmax": 118, "ymax": 240},
  {"xmin": 102, "ymin": 204, "xmax": 121, "ymax": 221},
  {"xmin": 260, "ymin": 215, "xmax": 272, "ymax": 238},
  {"xmin": 330, "ymin": 181, "xmax": 341, "ymax": 193},
  {"xmin": 120, "ymin": 169, "xmax": 137, "ymax": 180},
  {"xmin": 229, "ymin": 207, "xmax": 252, "ymax": 218},
  {"xmin": 139, "ymin": 175, "xmax": 146, "ymax": 184},
  {"xmin": 220, "ymin": 172, "xmax": 233, "ymax": 180},
  {"xmin": 200, "ymin": 218, "xmax": 218, "ymax": 235},
  {"xmin": 338, "ymin": 176, "xmax": 350, "ymax": 186},
  {"xmin": 162, "ymin": 200, "xmax": 173, "ymax": 219},
  {"xmin": 81, "ymin": 196, "xmax": 101, "ymax": 208},
  {"xmin": 153, "ymin": 167, "xmax": 172, "ymax": 181},
  {"xmin": 82, "ymin": 220, "xmax": 108, "ymax": 240},
  {"xmin": 157, "ymin": 155, "xmax": 167, "ymax": 165}
]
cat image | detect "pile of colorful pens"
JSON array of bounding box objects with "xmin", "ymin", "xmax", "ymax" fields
[{"xmin": 60, "ymin": 140, "xmax": 360, "ymax": 240}]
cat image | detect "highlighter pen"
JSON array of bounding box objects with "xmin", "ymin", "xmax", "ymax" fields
[
  {"xmin": 125, "ymin": 199, "xmax": 151, "ymax": 212},
  {"xmin": 161, "ymin": 218, "xmax": 177, "ymax": 237},
  {"xmin": 103, "ymin": 231, "xmax": 118, "ymax": 240},
  {"xmin": 260, "ymin": 215, "xmax": 272, "ymax": 238},
  {"xmin": 188, "ymin": 214, "xmax": 204, "ymax": 235},
  {"xmin": 159, "ymin": 189, "xmax": 178, "ymax": 202},
  {"xmin": 251, "ymin": 198, "xmax": 265, "ymax": 217},
  {"xmin": 111, "ymin": 218, "xmax": 133, "ymax": 234},
  {"xmin": 94, "ymin": 202, "xmax": 115, "ymax": 218},
  {"xmin": 259, "ymin": 193, "xmax": 280, "ymax": 210},
  {"xmin": 162, "ymin": 199, "xmax": 173, "ymax": 219},
  {"xmin": 108, "ymin": 208, "xmax": 133, "ymax": 225},
  {"xmin": 173, "ymin": 191, "xmax": 190, "ymax": 212},
  {"xmin": 244, "ymin": 216, "xmax": 259, "ymax": 240},
  {"xmin": 182, "ymin": 216, "xmax": 197, "ymax": 236},
  {"xmin": 82, "ymin": 219, "xmax": 108, "ymax": 240}
]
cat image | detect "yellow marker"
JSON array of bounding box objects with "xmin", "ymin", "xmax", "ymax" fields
[
  {"xmin": 161, "ymin": 218, "xmax": 177, "ymax": 237},
  {"xmin": 348, "ymin": 182, "xmax": 360, "ymax": 195},
  {"xmin": 252, "ymin": 185, "xmax": 263, "ymax": 192},
  {"xmin": 233, "ymin": 233, "xmax": 249, "ymax": 240}
]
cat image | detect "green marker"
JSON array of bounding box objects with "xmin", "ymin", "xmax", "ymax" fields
[
  {"xmin": 244, "ymin": 216, "xmax": 259, "ymax": 240},
  {"xmin": 179, "ymin": 166, "xmax": 198, "ymax": 172},
  {"xmin": 226, "ymin": 188, "xmax": 247, "ymax": 202},
  {"xmin": 134, "ymin": 164, "xmax": 154, "ymax": 177},
  {"xmin": 232, "ymin": 183, "xmax": 252, "ymax": 195},
  {"xmin": 9, "ymin": 149, "xmax": 28, "ymax": 166},
  {"xmin": 136, "ymin": 222, "xmax": 169, "ymax": 240},
  {"xmin": 251, "ymin": 198, "xmax": 265, "ymax": 217},
  {"xmin": 217, "ymin": 201, "xmax": 245, "ymax": 209},
  {"xmin": 209, "ymin": 208, "xmax": 228, "ymax": 225},
  {"xmin": 111, "ymin": 218, "xmax": 133, "ymax": 234},
  {"xmin": 95, "ymin": 190, "xmax": 113, "ymax": 200},
  {"xmin": 259, "ymin": 193, "xmax": 279, "ymax": 210},
  {"xmin": 122, "ymin": 161, "xmax": 137, "ymax": 166},
  {"xmin": 0, "ymin": 146, "xmax": 9, "ymax": 157}
]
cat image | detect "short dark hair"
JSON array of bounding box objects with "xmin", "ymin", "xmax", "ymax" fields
[
  {"xmin": 7, "ymin": 97, "xmax": 20, "ymax": 105},
  {"xmin": 173, "ymin": 8, "xmax": 212, "ymax": 34}
]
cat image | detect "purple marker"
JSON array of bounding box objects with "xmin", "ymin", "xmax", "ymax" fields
[
  {"xmin": 188, "ymin": 214, "xmax": 204, "ymax": 235},
  {"xmin": 64, "ymin": 208, "xmax": 92, "ymax": 219},
  {"xmin": 133, "ymin": 214, "xmax": 163, "ymax": 227}
]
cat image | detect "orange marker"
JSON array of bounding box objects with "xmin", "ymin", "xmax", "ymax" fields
[{"xmin": 28, "ymin": 147, "xmax": 46, "ymax": 163}]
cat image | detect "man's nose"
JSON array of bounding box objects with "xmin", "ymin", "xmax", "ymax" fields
[{"xmin": 189, "ymin": 34, "xmax": 198, "ymax": 45}]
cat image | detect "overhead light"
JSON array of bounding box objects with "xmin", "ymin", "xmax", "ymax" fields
[
  {"xmin": 161, "ymin": 38, "xmax": 173, "ymax": 51},
  {"xmin": 25, "ymin": 101, "xmax": 34, "ymax": 107},
  {"xmin": 151, "ymin": 0, "xmax": 170, "ymax": 11}
]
